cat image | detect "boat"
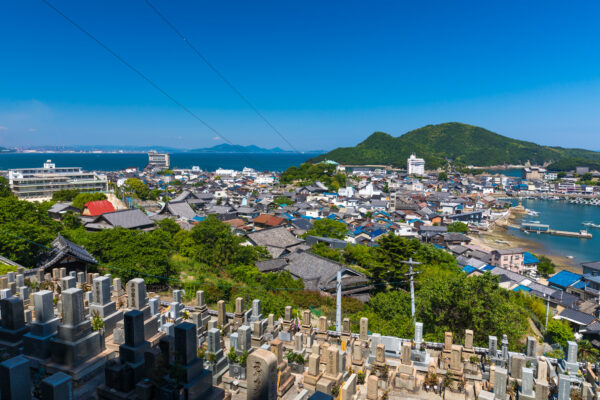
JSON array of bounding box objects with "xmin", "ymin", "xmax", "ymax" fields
[
  {"xmin": 526, "ymin": 209, "xmax": 539, "ymax": 216},
  {"xmin": 582, "ymin": 222, "xmax": 600, "ymax": 229}
]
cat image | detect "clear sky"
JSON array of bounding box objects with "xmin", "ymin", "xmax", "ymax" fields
[{"xmin": 1, "ymin": 1, "xmax": 600, "ymax": 151}]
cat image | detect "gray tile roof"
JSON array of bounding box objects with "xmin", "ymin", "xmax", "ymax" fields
[
  {"xmin": 247, "ymin": 227, "xmax": 303, "ymax": 250},
  {"xmin": 161, "ymin": 201, "xmax": 197, "ymax": 220},
  {"xmin": 96, "ymin": 209, "xmax": 154, "ymax": 229},
  {"xmin": 38, "ymin": 235, "xmax": 97, "ymax": 269},
  {"xmin": 284, "ymin": 251, "xmax": 366, "ymax": 291},
  {"xmin": 557, "ymin": 307, "xmax": 596, "ymax": 326}
]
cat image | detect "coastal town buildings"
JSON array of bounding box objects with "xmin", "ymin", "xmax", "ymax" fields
[
  {"xmin": 147, "ymin": 151, "xmax": 170, "ymax": 169},
  {"xmin": 7, "ymin": 159, "xmax": 108, "ymax": 200}
]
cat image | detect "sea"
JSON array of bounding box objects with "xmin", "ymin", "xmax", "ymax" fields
[
  {"xmin": 0, "ymin": 152, "xmax": 321, "ymax": 172},
  {"xmin": 507, "ymin": 198, "xmax": 600, "ymax": 266}
]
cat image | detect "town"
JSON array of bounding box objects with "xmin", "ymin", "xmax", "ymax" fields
[{"xmin": 1, "ymin": 151, "xmax": 600, "ymax": 399}]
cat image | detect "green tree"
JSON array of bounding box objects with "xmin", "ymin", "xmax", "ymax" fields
[
  {"xmin": 305, "ymin": 219, "xmax": 347, "ymax": 239},
  {"xmin": 157, "ymin": 218, "xmax": 181, "ymax": 236},
  {"xmin": 577, "ymin": 340, "xmax": 599, "ymax": 363},
  {"xmin": 51, "ymin": 189, "xmax": 80, "ymax": 202},
  {"xmin": 62, "ymin": 211, "xmax": 82, "ymax": 229},
  {"xmin": 0, "ymin": 176, "xmax": 12, "ymax": 198},
  {"xmin": 310, "ymin": 242, "xmax": 344, "ymax": 263},
  {"xmin": 438, "ymin": 172, "xmax": 448, "ymax": 181},
  {"xmin": 546, "ymin": 319, "xmax": 575, "ymax": 348},
  {"xmin": 273, "ymin": 195, "xmax": 294, "ymax": 206},
  {"xmin": 72, "ymin": 192, "xmax": 107, "ymax": 210},
  {"xmin": 447, "ymin": 221, "xmax": 468, "ymax": 233},
  {"xmin": 0, "ymin": 197, "xmax": 62, "ymax": 266},
  {"xmin": 536, "ymin": 255, "xmax": 556, "ymax": 277},
  {"xmin": 124, "ymin": 178, "xmax": 150, "ymax": 200}
]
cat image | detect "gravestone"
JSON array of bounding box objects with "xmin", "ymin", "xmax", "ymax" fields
[
  {"xmin": 414, "ymin": 322, "xmax": 423, "ymax": 350},
  {"xmin": 41, "ymin": 372, "xmax": 73, "ymax": 400},
  {"xmin": 123, "ymin": 279, "xmax": 158, "ymax": 340},
  {"xmin": 207, "ymin": 328, "xmax": 227, "ymax": 383},
  {"xmin": 510, "ymin": 353, "xmax": 526, "ymax": 380},
  {"xmin": 359, "ymin": 317, "xmax": 368, "ymax": 341},
  {"xmin": 251, "ymin": 299, "xmax": 262, "ymax": 322},
  {"xmin": 194, "ymin": 290, "xmax": 210, "ymax": 331},
  {"xmin": 557, "ymin": 374, "xmax": 571, "ymax": 400},
  {"xmin": 465, "ymin": 329, "xmax": 474, "ymax": 350},
  {"xmin": 520, "ymin": 366, "xmax": 535, "ymax": 400},
  {"xmin": 23, "ymin": 290, "xmax": 59, "ymax": 360},
  {"xmin": 526, "ymin": 336, "xmax": 537, "ymax": 357},
  {"xmin": 501, "ymin": 334, "xmax": 509, "ymax": 360},
  {"xmin": 77, "ymin": 272, "xmax": 85, "ymax": 286},
  {"xmin": 238, "ymin": 325, "xmax": 252, "ymax": 352},
  {"xmin": 294, "ymin": 332, "xmax": 305, "ymax": 355},
  {"xmin": 0, "ymin": 355, "xmax": 31, "ymax": 400},
  {"xmin": 282, "ymin": 305, "xmax": 293, "ymax": 332},
  {"xmin": 89, "ymin": 276, "xmax": 123, "ymax": 336},
  {"xmin": 148, "ymin": 297, "xmax": 159, "ymax": 316},
  {"xmin": 562, "ymin": 341, "xmax": 579, "ymax": 373},
  {"xmin": 494, "ymin": 367, "xmax": 507, "ymax": 400},
  {"xmin": 217, "ymin": 300, "xmax": 226, "ymax": 327},
  {"xmin": 247, "ymin": 348, "xmax": 277, "ymax": 400},
  {"xmin": 61, "ymin": 276, "xmax": 76, "ymax": 291},
  {"xmin": 367, "ymin": 374, "xmax": 378, "ymax": 400},
  {"xmin": 50, "ymin": 288, "xmax": 104, "ymax": 368},
  {"xmin": 342, "ymin": 373, "xmax": 357, "ymax": 400},
  {"xmin": 303, "ymin": 352, "xmax": 323, "ymax": 392},
  {"xmin": 233, "ymin": 297, "xmax": 244, "ymax": 328},
  {"xmin": 0, "ymin": 296, "xmax": 29, "ymax": 354}
]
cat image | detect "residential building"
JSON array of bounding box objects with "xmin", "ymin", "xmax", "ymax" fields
[
  {"xmin": 8, "ymin": 160, "xmax": 108, "ymax": 200},
  {"xmin": 147, "ymin": 151, "xmax": 170, "ymax": 169},
  {"xmin": 491, "ymin": 248, "xmax": 525, "ymax": 273},
  {"xmin": 407, "ymin": 154, "xmax": 425, "ymax": 176}
]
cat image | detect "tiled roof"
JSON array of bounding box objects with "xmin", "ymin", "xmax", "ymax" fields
[
  {"xmin": 162, "ymin": 201, "xmax": 197, "ymax": 220},
  {"xmin": 96, "ymin": 209, "xmax": 154, "ymax": 229},
  {"xmin": 247, "ymin": 227, "xmax": 303, "ymax": 250},
  {"xmin": 84, "ymin": 200, "xmax": 115, "ymax": 216},
  {"xmin": 557, "ymin": 308, "xmax": 596, "ymax": 326},
  {"xmin": 253, "ymin": 214, "xmax": 285, "ymax": 226},
  {"xmin": 38, "ymin": 235, "xmax": 97, "ymax": 269}
]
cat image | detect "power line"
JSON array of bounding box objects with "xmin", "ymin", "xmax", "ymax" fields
[
  {"xmin": 41, "ymin": 0, "xmax": 267, "ymax": 169},
  {"xmin": 143, "ymin": 0, "xmax": 301, "ymax": 153}
]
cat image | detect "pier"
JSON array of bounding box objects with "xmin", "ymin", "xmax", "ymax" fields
[{"xmin": 519, "ymin": 222, "xmax": 592, "ymax": 238}]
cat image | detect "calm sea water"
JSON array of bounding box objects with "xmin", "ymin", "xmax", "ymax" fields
[
  {"xmin": 0, "ymin": 152, "xmax": 320, "ymax": 172},
  {"xmin": 508, "ymin": 199, "xmax": 600, "ymax": 265}
]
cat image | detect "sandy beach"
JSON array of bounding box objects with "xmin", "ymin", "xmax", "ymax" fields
[{"xmin": 471, "ymin": 210, "xmax": 583, "ymax": 274}]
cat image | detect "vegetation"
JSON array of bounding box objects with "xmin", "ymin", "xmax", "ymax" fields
[
  {"xmin": 447, "ymin": 221, "xmax": 469, "ymax": 233},
  {"xmin": 72, "ymin": 192, "xmax": 107, "ymax": 210},
  {"xmin": 280, "ymin": 162, "xmax": 346, "ymax": 190},
  {"xmin": 309, "ymin": 122, "xmax": 600, "ymax": 170},
  {"xmin": 545, "ymin": 319, "xmax": 575, "ymax": 348},
  {"xmin": 51, "ymin": 189, "xmax": 80, "ymax": 202},
  {"xmin": 123, "ymin": 178, "xmax": 151, "ymax": 200},
  {"xmin": 305, "ymin": 219, "xmax": 348, "ymax": 239},
  {"xmin": 536, "ymin": 254, "xmax": 556, "ymax": 277},
  {"xmin": 273, "ymin": 195, "xmax": 294, "ymax": 206},
  {"xmin": 0, "ymin": 177, "xmax": 12, "ymax": 198}
]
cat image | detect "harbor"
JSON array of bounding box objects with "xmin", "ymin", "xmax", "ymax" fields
[{"xmin": 519, "ymin": 222, "xmax": 593, "ymax": 238}]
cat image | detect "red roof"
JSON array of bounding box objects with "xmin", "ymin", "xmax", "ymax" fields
[
  {"xmin": 84, "ymin": 200, "xmax": 115, "ymax": 216},
  {"xmin": 253, "ymin": 213, "xmax": 285, "ymax": 226}
]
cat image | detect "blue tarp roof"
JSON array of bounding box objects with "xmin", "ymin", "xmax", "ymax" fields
[
  {"xmin": 523, "ymin": 252, "xmax": 539, "ymax": 265},
  {"xmin": 572, "ymin": 281, "xmax": 587, "ymax": 290},
  {"xmin": 548, "ymin": 270, "xmax": 582, "ymax": 289},
  {"xmin": 462, "ymin": 265, "xmax": 477, "ymax": 274},
  {"xmin": 192, "ymin": 216, "xmax": 205, "ymax": 222},
  {"xmin": 513, "ymin": 285, "xmax": 532, "ymax": 292},
  {"xmin": 482, "ymin": 264, "xmax": 496, "ymax": 271}
]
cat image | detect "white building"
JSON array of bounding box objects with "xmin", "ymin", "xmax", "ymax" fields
[
  {"xmin": 8, "ymin": 160, "xmax": 108, "ymax": 200},
  {"xmin": 148, "ymin": 151, "xmax": 170, "ymax": 169},
  {"xmin": 407, "ymin": 154, "xmax": 425, "ymax": 176}
]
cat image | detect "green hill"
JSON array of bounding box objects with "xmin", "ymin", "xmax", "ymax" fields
[{"xmin": 310, "ymin": 122, "xmax": 600, "ymax": 170}]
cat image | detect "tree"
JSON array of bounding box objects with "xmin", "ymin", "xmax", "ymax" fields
[
  {"xmin": 311, "ymin": 242, "xmax": 344, "ymax": 263},
  {"xmin": 51, "ymin": 189, "xmax": 80, "ymax": 202},
  {"xmin": 72, "ymin": 192, "xmax": 107, "ymax": 210},
  {"xmin": 577, "ymin": 339, "xmax": 599, "ymax": 363},
  {"xmin": 438, "ymin": 172, "xmax": 448, "ymax": 181},
  {"xmin": 536, "ymin": 255, "xmax": 556, "ymax": 277},
  {"xmin": 273, "ymin": 195, "xmax": 294, "ymax": 206},
  {"xmin": 305, "ymin": 219, "xmax": 347, "ymax": 240},
  {"xmin": 447, "ymin": 221, "xmax": 468, "ymax": 233},
  {"xmin": 156, "ymin": 218, "xmax": 181, "ymax": 236},
  {"xmin": 0, "ymin": 176, "xmax": 12, "ymax": 198},
  {"xmin": 546, "ymin": 319, "xmax": 575, "ymax": 348},
  {"xmin": 124, "ymin": 178, "xmax": 150, "ymax": 200}
]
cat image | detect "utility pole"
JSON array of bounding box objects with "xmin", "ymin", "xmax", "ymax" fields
[
  {"xmin": 545, "ymin": 293, "xmax": 550, "ymax": 328},
  {"xmin": 400, "ymin": 258, "xmax": 422, "ymax": 320},
  {"xmin": 336, "ymin": 270, "xmax": 342, "ymax": 333}
]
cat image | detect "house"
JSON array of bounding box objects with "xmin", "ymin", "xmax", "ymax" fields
[
  {"xmin": 283, "ymin": 251, "xmax": 372, "ymax": 301},
  {"xmin": 82, "ymin": 200, "xmax": 115, "ymax": 216},
  {"xmin": 156, "ymin": 201, "xmax": 197, "ymax": 220},
  {"xmin": 246, "ymin": 226, "xmax": 306, "ymax": 258},
  {"xmin": 305, "ymin": 236, "xmax": 348, "ymax": 250},
  {"xmin": 491, "ymin": 248, "xmax": 525, "ymax": 273},
  {"xmin": 430, "ymin": 232, "xmax": 472, "ymax": 247},
  {"xmin": 253, "ymin": 213, "xmax": 286, "ymax": 228},
  {"xmin": 84, "ymin": 209, "xmax": 155, "ymax": 231},
  {"xmin": 48, "ymin": 202, "xmax": 80, "ymax": 219},
  {"xmin": 36, "ymin": 235, "xmax": 97, "ymax": 276}
]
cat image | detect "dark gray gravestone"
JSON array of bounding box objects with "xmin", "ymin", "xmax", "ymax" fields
[
  {"xmin": 41, "ymin": 372, "xmax": 73, "ymax": 400},
  {"xmin": 0, "ymin": 355, "xmax": 32, "ymax": 400}
]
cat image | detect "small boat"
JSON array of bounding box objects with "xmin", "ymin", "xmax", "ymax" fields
[{"xmin": 567, "ymin": 256, "xmax": 574, "ymax": 259}]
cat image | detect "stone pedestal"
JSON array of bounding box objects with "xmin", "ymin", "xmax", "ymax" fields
[
  {"xmin": 0, "ymin": 296, "xmax": 29, "ymax": 355},
  {"xmin": 0, "ymin": 355, "xmax": 32, "ymax": 400},
  {"xmin": 23, "ymin": 290, "xmax": 59, "ymax": 360},
  {"xmin": 90, "ymin": 276, "xmax": 123, "ymax": 336},
  {"xmin": 302, "ymin": 353, "xmax": 323, "ymax": 392}
]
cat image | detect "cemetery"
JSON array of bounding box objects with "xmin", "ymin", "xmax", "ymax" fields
[{"xmin": 1, "ymin": 266, "xmax": 600, "ymax": 399}]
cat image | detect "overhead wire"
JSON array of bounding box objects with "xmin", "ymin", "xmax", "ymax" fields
[
  {"xmin": 143, "ymin": 0, "xmax": 301, "ymax": 154},
  {"xmin": 41, "ymin": 0, "xmax": 269, "ymax": 170}
]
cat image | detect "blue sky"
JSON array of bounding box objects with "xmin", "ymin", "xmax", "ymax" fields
[{"xmin": 1, "ymin": 1, "xmax": 600, "ymax": 151}]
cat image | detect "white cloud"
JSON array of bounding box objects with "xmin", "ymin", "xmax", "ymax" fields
[
  {"xmin": 213, "ymin": 136, "xmax": 221, "ymax": 140},
  {"xmin": 0, "ymin": 126, "xmax": 7, "ymax": 131},
  {"xmin": 28, "ymin": 128, "xmax": 37, "ymax": 132}
]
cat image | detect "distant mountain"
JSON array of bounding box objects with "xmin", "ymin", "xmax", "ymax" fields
[
  {"xmin": 310, "ymin": 122, "xmax": 600, "ymax": 170},
  {"xmin": 16, "ymin": 145, "xmax": 181, "ymax": 153},
  {"xmin": 0, "ymin": 147, "xmax": 14, "ymax": 153},
  {"xmin": 189, "ymin": 144, "xmax": 291, "ymax": 153}
]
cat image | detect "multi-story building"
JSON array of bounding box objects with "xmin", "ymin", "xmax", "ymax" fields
[
  {"xmin": 491, "ymin": 248, "xmax": 525, "ymax": 273},
  {"xmin": 407, "ymin": 154, "xmax": 425, "ymax": 176},
  {"xmin": 147, "ymin": 151, "xmax": 170, "ymax": 169},
  {"xmin": 8, "ymin": 160, "xmax": 108, "ymax": 200}
]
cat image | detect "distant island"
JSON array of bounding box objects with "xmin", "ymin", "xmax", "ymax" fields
[
  {"xmin": 310, "ymin": 122, "xmax": 600, "ymax": 171},
  {"xmin": 5, "ymin": 143, "xmax": 323, "ymax": 154}
]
